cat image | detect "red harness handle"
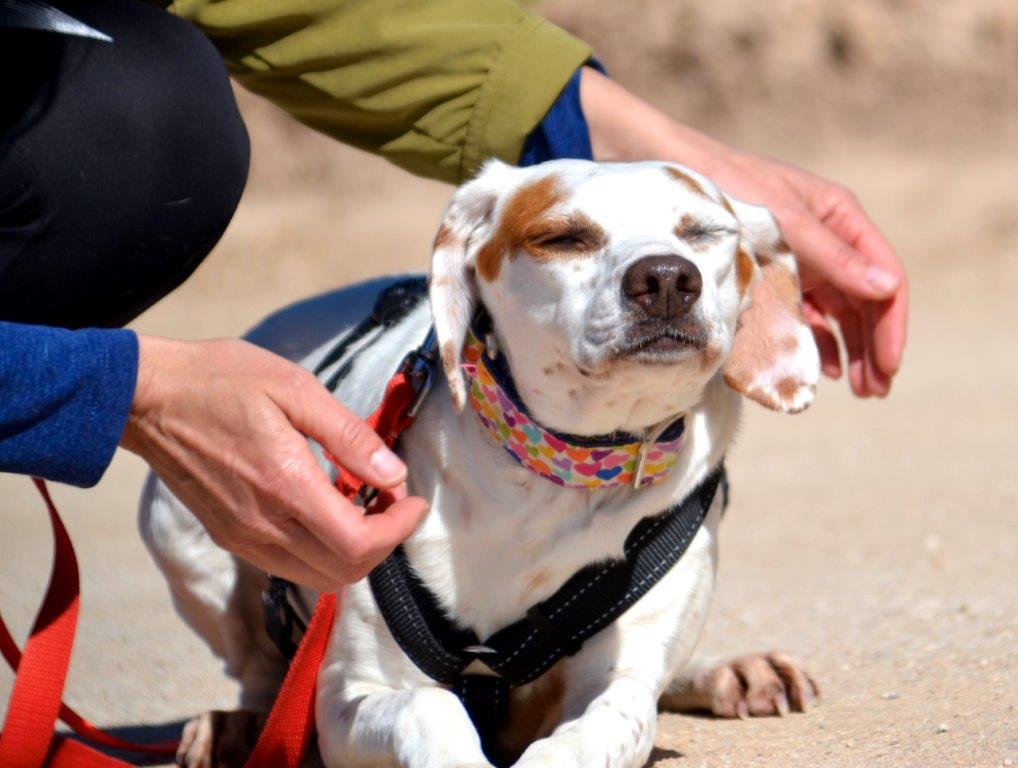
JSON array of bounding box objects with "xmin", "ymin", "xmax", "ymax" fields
[{"xmin": 0, "ymin": 362, "xmax": 428, "ymax": 768}]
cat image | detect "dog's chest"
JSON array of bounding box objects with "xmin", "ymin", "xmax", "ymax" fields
[{"xmin": 395, "ymin": 391, "xmax": 708, "ymax": 638}]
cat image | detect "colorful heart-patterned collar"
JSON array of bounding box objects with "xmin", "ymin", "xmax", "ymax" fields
[{"xmin": 461, "ymin": 324, "xmax": 685, "ymax": 490}]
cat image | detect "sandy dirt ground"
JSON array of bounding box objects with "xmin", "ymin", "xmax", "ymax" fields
[{"xmin": 2, "ymin": 2, "xmax": 1017, "ymax": 766}]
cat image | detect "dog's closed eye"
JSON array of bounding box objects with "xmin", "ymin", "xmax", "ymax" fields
[
  {"xmin": 538, "ymin": 233, "xmax": 589, "ymax": 249},
  {"xmin": 528, "ymin": 213, "xmax": 608, "ymax": 255},
  {"xmin": 675, "ymin": 214, "xmax": 734, "ymax": 246}
]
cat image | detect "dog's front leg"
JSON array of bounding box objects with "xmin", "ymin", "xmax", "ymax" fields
[
  {"xmin": 512, "ymin": 675, "xmax": 658, "ymax": 768},
  {"xmin": 317, "ymin": 685, "xmax": 494, "ymax": 768}
]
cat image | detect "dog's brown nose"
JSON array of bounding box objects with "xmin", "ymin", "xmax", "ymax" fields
[{"xmin": 622, "ymin": 255, "xmax": 702, "ymax": 319}]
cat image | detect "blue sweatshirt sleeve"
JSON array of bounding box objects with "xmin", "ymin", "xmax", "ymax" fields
[
  {"xmin": 520, "ymin": 62, "xmax": 602, "ymax": 165},
  {"xmin": 0, "ymin": 322, "xmax": 139, "ymax": 487}
]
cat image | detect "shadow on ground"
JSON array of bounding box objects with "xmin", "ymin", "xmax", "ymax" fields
[{"xmin": 60, "ymin": 720, "xmax": 186, "ymax": 765}]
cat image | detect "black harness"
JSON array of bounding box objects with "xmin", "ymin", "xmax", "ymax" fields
[{"xmin": 262, "ymin": 278, "xmax": 727, "ymax": 761}]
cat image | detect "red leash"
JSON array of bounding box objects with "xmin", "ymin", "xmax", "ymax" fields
[
  {"xmin": 0, "ymin": 479, "xmax": 178, "ymax": 767},
  {"xmin": 1, "ymin": 336, "xmax": 436, "ymax": 768}
]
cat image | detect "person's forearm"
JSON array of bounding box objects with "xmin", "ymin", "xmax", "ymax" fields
[
  {"xmin": 0, "ymin": 321, "xmax": 137, "ymax": 486},
  {"xmin": 580, "ymin": 68, "xmax": 728, "ymax": 172}
]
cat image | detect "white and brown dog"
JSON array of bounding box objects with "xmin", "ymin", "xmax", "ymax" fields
[{"xmin": 141, "ymin": 159, "xmax": 821, "ymax": 768}]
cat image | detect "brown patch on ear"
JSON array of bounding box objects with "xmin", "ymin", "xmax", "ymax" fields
[
  {"xmin": 774, "ymin": 236, "xmax": 792, "ymax": 255},
  {"xmin": 776, "ymin": 377, "xmax": 801, "ymax": 402},
  {"xmin": 736, "ymin": 245, "xmax": 755, "ymax": 296},
  {"xmin": 665, "ymin": 166, "xmax": 711, "ymax": 199},
  {"xmin": 477, "ymin": 175, "xmax": 564, "ymax": 282},
  {"xmin": 721, "ymin": 195, "xmax": 737, "ymax": 217},
  {"xmin": 724, "ymin": 261, "xmax": 815, "ymax": 413}
]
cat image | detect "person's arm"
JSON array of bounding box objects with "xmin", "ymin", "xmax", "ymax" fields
[
  {"xmin": 170, "ymin": 0, "xmax": 592, "ymax": 183},
  {"xmin": 0, "ymin": 321, "xmax": 426, "ymax": 589},
  {"xmin": 0, "ymin": 322, "xmax": 137, "ymax": 487}
]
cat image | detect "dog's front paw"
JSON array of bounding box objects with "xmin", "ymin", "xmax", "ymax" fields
[
  {"xmin": 704, "ymin": 651, "xmax": 819, "ymax": 718},
  {"xmin": 176, "ymin": 709, "xmax": 266, "ymax": 768}
]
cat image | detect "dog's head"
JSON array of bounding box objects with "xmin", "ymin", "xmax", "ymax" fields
[{"xmin": 429, "ymin": 160, "xmax": 820, "ymax": 435}]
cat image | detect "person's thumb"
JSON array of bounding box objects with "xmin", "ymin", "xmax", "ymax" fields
[{"xmin": 278, "ymin": 372, "xmax": 407, "ymax": 490}]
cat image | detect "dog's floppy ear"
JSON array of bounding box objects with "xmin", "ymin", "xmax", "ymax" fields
[
  {"xmin": 722, "ymin": 194, "xmax": 821, "ymax": 413},
  {"xmin": 430, "ymin": 159, "xmax": 516, "ymax": 412}
]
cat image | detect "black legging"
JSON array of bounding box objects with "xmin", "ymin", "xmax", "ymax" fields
[{"xmin": 0, "ymin": 0, "xmax": 249, "ymax": 329}]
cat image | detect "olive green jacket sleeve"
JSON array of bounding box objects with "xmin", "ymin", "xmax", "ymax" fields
[{"xmin": 169, "ymin": 0, "xmax": 592, "ymax": 183}]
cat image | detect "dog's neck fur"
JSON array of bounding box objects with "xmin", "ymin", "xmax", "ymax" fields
[
  {"xmin": 462, "ymin": 324, "xmax": 687, "ymax": 490},
  {"xmin": 482, "ymin": 306, "xmax": 712, "ymax": 438}
]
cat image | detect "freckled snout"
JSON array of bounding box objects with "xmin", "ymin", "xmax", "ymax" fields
[{"xmin": 622, "ymin": 255, "xmax": 702, "ymax": 321}]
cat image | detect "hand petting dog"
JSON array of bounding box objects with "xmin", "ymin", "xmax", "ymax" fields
[{"xmin": 580, "ymin": 67, "xmax": 907, "ymax": 397}]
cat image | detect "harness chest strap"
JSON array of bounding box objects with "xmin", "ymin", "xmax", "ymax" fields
[{"xmin": 367, "ymin": 466, "xmax": 726, "ymax": 757}]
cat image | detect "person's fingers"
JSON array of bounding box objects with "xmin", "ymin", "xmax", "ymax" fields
[
  {"xmin": 803, "ymin": 298, "xmax": 841, "ymax": 379},
  {"xmin": 861, "ymin": 304, "xmax": 891, "ymax": 397},
  {"xmin": 835, "ymin": 307, "xmax": 867, "ymax": 397},
  {"xmin": 278, "ymin": 438, "xmax": 427, "ymax": 567},
  {"xmin": 275, "ymin": 373, "xmax": 407, "ymax": 490},
  {"xmin": 273, "ymin": 516, "xmax": 372, "ymax": 586},
  {"xmin": 821, "ymin": 201, "xmax": 909, "ymax": 377},
  {"xmin": 245, "ymin": 542, "xmax": 337, "ymax": 592},
  {"xmin": 359, "ymin": 495, "xmax": 430, "ymax": 562},
  {"xmin": 786, "ymin": 214, "xmax": 900, "ymax": 303},
  {"xmin": 870, "ymin": 279, "xmax": 909, "ymax": 378}
]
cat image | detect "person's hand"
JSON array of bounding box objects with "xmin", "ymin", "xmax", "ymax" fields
[
  {"xmin": 122, "ymin": 335, "xmax": 429, "ymax": 590},
  {"xmin": 580, "ymin": 68, "xmax": 907, "ymax": 397}
]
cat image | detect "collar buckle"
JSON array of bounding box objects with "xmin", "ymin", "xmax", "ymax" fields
[{"xmin": 633, "ymin": 415, "xmax": 685, "ymax": 490}]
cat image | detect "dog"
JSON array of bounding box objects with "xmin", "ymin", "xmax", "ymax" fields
[{"xmin": 140, "ymin": 158, "xmax": 821, "ymax": 768}]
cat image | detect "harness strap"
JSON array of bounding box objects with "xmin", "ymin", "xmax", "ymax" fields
[{"xmin": 368, "ymin": 466, "xmax": 724, "ymax": 758}]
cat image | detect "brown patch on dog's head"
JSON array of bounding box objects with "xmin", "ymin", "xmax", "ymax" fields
[
  {"xmin": 674, "ymin": 213, "xmax": 697, "ymax": 239},
  {"xmin": 477, "ymin": 175, "xmax": 564, "ymax": 282},
  {"xmin": 432, "ymin": 224, "xmax": 453, "ymax": 250},
  {"xmin": 665, "ymin": 166, "xmax": 711, "ymax": 199},
  {"xmin": 676, "ymin": 212, "xmax": 726, "ymax": 252}
]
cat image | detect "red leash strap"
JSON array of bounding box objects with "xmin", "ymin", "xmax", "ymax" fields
[
  {"xmin": 242, "ymin": 592, "xmax": 338, "ymax": 768},
  {"xmin": 0, "ymin": 479, "xmax": 177, "ymax": 767},
  {"xmin": 246, "ymin": 367, "xmax": 426, "ymax": 768},
  {"xmin": 333, "ymin": 371, "xmax": 419, "ymax": 499}
]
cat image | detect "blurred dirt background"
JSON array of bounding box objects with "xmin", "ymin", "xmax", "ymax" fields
[{"xmin": 2, "ymin": 1, "xmax": 1017, "ymax": 766}]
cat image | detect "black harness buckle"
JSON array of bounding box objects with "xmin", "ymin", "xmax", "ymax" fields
[
  {"xmin": 399, "ymin": 326, "xmax": 438, "ymax": 418},
  {"xmin": 262, "ymin": 576, "xmax": 307, "ymax": 661}
]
